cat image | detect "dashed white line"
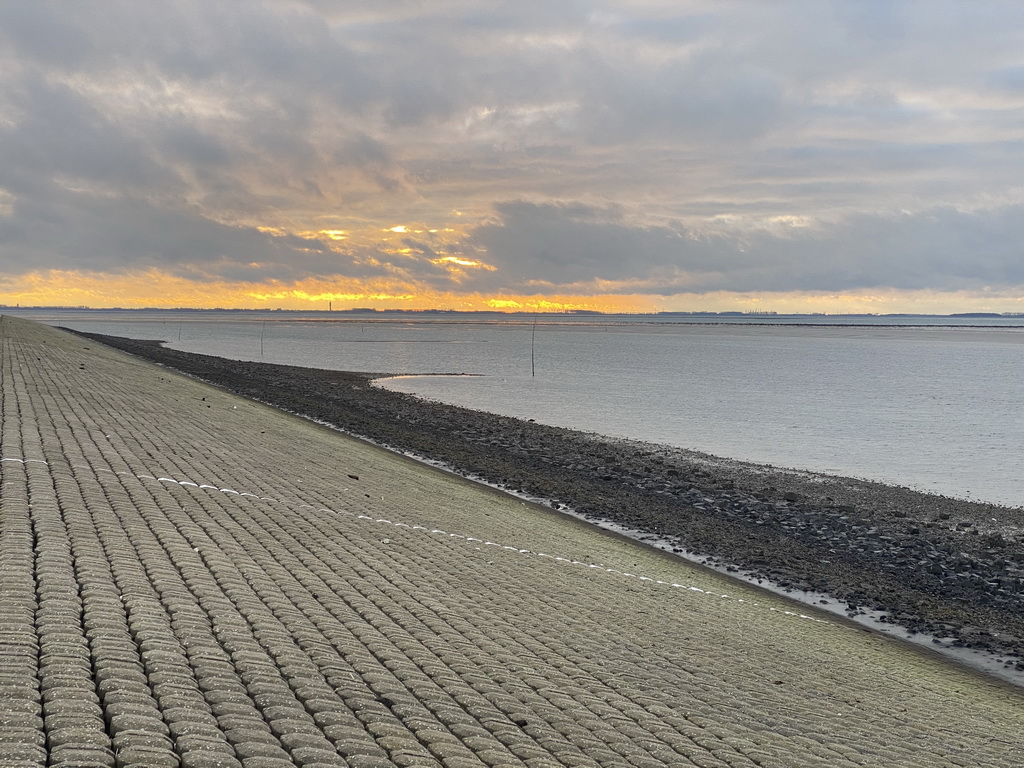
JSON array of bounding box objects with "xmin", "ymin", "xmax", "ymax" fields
[
  {"xmin": 4, "ymin": 453, "xmax": 828, "ymax": 624},
  {"xmin": 136, "ymin": 468, "xmax": 830, "ymax": 623}
]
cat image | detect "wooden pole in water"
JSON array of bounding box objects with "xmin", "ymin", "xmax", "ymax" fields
[
  {"xmin": 531, "ymin": 316, "xmax": 537, "ymax": 377},
  {"xmin": 260, "ymin": 320, "xmax": 266, "ymax": 357}
]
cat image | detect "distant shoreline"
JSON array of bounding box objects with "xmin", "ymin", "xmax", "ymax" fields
[
  {"xmin": 9, "ymin": 305, "xmax": 1024, "ymax": 326},
  {"xmin": 73, "ymin": 328, "xmax": 1024, "ymax": 679}
]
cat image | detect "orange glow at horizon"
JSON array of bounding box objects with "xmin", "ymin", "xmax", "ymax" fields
[
  {"xmin": 0, "ymin": 269, "xmax": 649, "ymax": 313},
  {"xmin": 3, "ymin": 268, "xmax": 1023, "ymax": 316}
]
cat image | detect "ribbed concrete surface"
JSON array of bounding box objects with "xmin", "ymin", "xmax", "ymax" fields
[{"xmin": 0, "ymin": 315, "xmax": 1020, "ymax": 768}]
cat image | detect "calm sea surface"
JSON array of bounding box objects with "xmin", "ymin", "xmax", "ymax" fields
[{"xmin": 17, "ymin": 309, "xmax": 1024, "ymax": 508}]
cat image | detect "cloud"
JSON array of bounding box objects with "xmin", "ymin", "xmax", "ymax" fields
[
  {"xmin": 2, "ymin": 2, "xmax": 1024, "ymax": 309},
  {"xmin": 467, "ymin": 199, "xmax": 1024, "ymax": 295}
]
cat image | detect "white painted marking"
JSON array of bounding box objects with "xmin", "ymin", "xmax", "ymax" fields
[{"xmin": 64, "ymin": 457, "xmax": 828, "ymax": 626}]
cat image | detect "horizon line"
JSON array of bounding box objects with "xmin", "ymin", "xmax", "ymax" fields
[{"xmin": 4, "ymin": 305, "xmax": 1023, "ymax": 319}]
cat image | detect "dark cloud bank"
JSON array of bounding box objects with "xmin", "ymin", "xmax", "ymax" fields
[{"xmin": 467, "ymin": 201, "xmax": 1024, "ymax": 295}]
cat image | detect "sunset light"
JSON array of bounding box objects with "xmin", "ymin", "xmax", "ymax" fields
[
  {"xmin": 432, "ymin": 256, "xmax": 494, "ymax": 269},
  {"xmin": 2, "ymin": 4, "xmax": 1023, "ymax": 313},
  {"xmin": 6, "ymin": 8, "xmax": 1024, "ymax": 767},
  {"xmin": 6, "ymin": 266, "xmax": 1020, "ymax": 317}
]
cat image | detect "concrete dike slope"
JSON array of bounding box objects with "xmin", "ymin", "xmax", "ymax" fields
[{"xmin": 0, "ymin": 315, "xmax": 1020, "ymax": 768}]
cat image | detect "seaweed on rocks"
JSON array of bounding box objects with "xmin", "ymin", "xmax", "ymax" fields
[{"xmin": 73, "ymin": 329, "xmax": 1024, "ymax": 664}]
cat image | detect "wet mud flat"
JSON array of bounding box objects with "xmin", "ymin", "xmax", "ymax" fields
[{"xmin": 78, "ymin": 330, "xmax": 1024, "ymax": 666}]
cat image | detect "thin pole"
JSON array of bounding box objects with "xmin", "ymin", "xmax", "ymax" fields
[
  {"xmin": 260, "ymin": 320, "xmax": 266, "ymax": 357},
  {"xmin": 531, "ymin": 316, "xmax": 537, "ymax": 377}
]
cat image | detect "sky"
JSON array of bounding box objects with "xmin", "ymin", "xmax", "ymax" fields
[{"xmin": 3, "ymin": 1, "xmax": 1024, "ymax": 313}]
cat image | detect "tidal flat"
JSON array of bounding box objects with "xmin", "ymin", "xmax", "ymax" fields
[{"xmin": 78, "ymin": 330, "xmax": 1024, "ymax": 673}]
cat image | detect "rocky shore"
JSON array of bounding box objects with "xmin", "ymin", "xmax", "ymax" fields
[{"xmin": 76, "ymin": 330, "xmax": 1024, "ymax": 666}]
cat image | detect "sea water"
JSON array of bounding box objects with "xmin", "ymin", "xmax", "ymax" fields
[
  {"xmin": 386, "ymin": 322, "xmax": 1024, "ymax": 508},
  {"xmin": 19, "ymin": 309, "xmax": 1024, "ymax": 507}
]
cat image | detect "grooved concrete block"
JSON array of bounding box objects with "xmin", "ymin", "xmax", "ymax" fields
[
  {"xmin": 48, "ymin": 744, "xmax": 117, "ymax": 767},
  {"xmin": 0, "ymin": 742, "xmax": 47, "ymax": 766},
  {"xmin": 290, "ymin": 746, "xmax": 350, "ymax": 766},
  {"xmin": 174, "ymin": 734, "xmax": 237, "ymax": 757},
  {"xmin": 0, "ymin": 728, "xmax": 44, "ymax": 748},
  {"xmin": 47, "ymin": 726, "xmax": 110, "ymax": 751},
  {"xmin": 168, "ymin": 720, "xmax": 226, "ymax": 740},
  {"xmin": 222, "ymin": 728, "xmax": 279, "ymax": 747},
  {"xmin": 236, "ymin": 756, "xmax": 297, "ymax": 768},
  {"xmin": 231, "ymin": 740, "xmax": 291, "ymax": 761},
  {"xmin": 344, "ymin": 757, "xmax": 395, "ymax": 768},
  {"xmin": 112, "ymin": 744, "xmax": 181, "ymax": 768},
  {"xmin": 326, "ymin": 735, "xmax": 390, "ymax": 759},
  {"xmin": 180, "ymin": 753, "xmax": 244, "ymax": 768}
]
